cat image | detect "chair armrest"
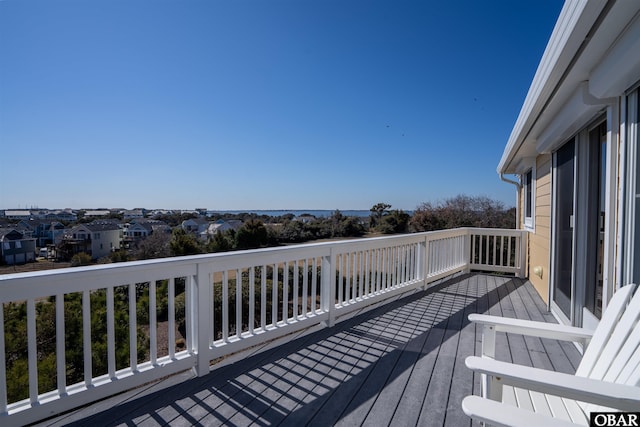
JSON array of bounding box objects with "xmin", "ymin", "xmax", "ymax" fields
[
  {"xmin": 465, "ymin": 356, "xmax": 640, "ymax": 412},
  {"xmin": 468, "ymin": 313, "xmax": 594, "ymax": 345},
  {"xmin": 462, "ymin": 395, "xmax": 583, "ymax": 427}
]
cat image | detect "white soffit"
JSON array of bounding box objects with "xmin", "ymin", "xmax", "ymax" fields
[
  {"xmin": 590, "ymin": 8, "xmax": 640, "ymax": 98},
  {"xmin": 536, "ymin": 84, "xmax": 602, "ymax": 153}
]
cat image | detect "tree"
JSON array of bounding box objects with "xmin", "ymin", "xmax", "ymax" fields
[
  {"xmin": 329, "ymin": 210, "xmax": 344, "ymax": 237},
  {"xmin": 336, "ymin": 216, "xmax": 366, "ymax": 237},
  {"xmin": 370, "ymin": 202, "xmax": 391, "ymax": 229},
  {"xmin": 169, "ymin": 228, "xmax": 202, "ymax": 256},
  {"xmin": 277, "ymin": 220, "xmax": 312, "ymax": 243},
  {"xmin": 235, "ymin": 219, "xmax": 268, "ymax": 249},
  {"xmin": 410, "ymin": 195, "xmax": 515, "ymax": 232},
  {"xmin": 378, "ymin": 210, "xmax": 410, "ymax": 234},
  {"xmin": 407, "ymin": 202, "xmax": 444, "ymax": 232},
  {"xmin": 135, "ymin": 232, "xmax": 171, "ymax": 260},
  {"xmin": 206, "ymin": 230, "xmax": 234, "ymax": 253},
  {"xmin": 109, "ymin": 249, "xmax": 131, "ymax": 263}
]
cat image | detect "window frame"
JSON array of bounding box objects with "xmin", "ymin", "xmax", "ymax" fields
[{"xmin": 523, "ymin": 168, "xmax": 536, "ymax": 230}]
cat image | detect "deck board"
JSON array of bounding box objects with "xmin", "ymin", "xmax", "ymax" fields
[{"xmin": 40, "ymin": 273, "xmax": 583, "ymax": 427}]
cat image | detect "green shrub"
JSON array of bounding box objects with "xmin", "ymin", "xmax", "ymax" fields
[{"xmin": 70, "ymin": 252, "xmax": 92, "ymax": 267}]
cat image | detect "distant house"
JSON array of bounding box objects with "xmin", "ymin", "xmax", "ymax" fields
[
  {"xmin": 181, "ymin": 218, "xmax": 210, "ymax": 234},
  {"xmin": 3, "ymin": 210, "xmax": 32, "ymax": 220},
  {"xmin": 12, "ymin": 222, "xmax": 34, "ymax": 239},
  {"xmin": 0, "ymin": 228, "xmax": 36, "ymax": 265},
  {"xmin": 43, "ymin": 209, "xmax": 77, "ymax": 222},
  {"xmin": 83, "ymin": 210, "xmax": 111, "ymax": 219},
  {"xmin": 123, "ymin": 219, "xmax": 171, "ymax": 248},
  {"xmin": 29, "ymin": 209, "xmax": 77, "ymax": 222},
  {"xmin": 59, "ymin": 221, "xmax": 121, "ymax": 260},
  {"xmin": 216, "ymin": 219, "xmax": 243, "ymax": 230},
  {"xmin": 149, "ymin": 209, "xmax": 172, "ymax": 218},
  {"xmin": 17, "ymin": 219, "xmax": 66, "ymax": 247},
  {"xmin": 122, "ymin": 209, "xmax": 145, "ymax": 220},
  {"xmin": 126, "ymin": 222, "xmax": 153, "ymax": 239},
  {"xmin": 201, "ymin": 219, "xmax": 243, "ymax": 240},
  {"xmin": 133, "ymin": 219, "xmax": 172, "ymax": 236}
]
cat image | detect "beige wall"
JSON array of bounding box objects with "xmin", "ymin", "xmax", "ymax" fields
[{"xmin": 521, "ymin": 154, "xmax": 552, "ymax": 304}]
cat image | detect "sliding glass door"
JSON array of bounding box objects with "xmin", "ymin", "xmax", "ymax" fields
[{"xmin": 552, "ymin": 140, "xmax": 575, "ymax": 319}]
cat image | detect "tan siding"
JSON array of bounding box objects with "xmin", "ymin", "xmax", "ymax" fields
[
  {"xmin": 535, "ymin": 216, "xmax": 551, "ymax": 230},
  {"xmin": 536, "ymin": 180, "xmax": 551, "ymax": 197},
  {"xmin": 528, "ymin": 154, "xmax": 552, "ymax": 304},
  {"xmin": 530, "ymin": 235, "xmax": 550, "ymax": 246},
  {"xmin": 537, "ymin": 175, "xmax": 551, "ymax": 188},
  {"xmin": 536, "ymin": 194, "xmax": 551, "ymax": 211}
]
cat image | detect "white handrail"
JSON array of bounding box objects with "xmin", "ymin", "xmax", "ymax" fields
[{"xmin": 0, "ymin": 227, "xmax": 525, "ymax": 426}]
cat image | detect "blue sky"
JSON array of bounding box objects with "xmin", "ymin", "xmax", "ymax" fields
[{"xmin": 0, "ymin": 0, "xmax": 563, "ymax": 211}]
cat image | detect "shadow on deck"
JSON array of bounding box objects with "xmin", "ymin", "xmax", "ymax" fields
[{"xmin": 40, "ymin": 273, "xmax": 582, "ymax": 427}]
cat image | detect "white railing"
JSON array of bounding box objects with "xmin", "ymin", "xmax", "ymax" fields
[{"xmin": 0, "ymin": 227, "xmax": 525, "ymax": 426}]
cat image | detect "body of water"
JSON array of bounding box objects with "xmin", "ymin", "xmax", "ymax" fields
[{"xmin": 207, "ymin": 210, "xmax": 375, "ymax": 218}]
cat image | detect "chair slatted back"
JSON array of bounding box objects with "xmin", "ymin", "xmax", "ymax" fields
[
  {"xmin": 575, "ymin": 284, "xmax": 637, "ymax": 378},
  {"xmin": 574, "ymin": 283, "xmax": 639, "ymax": 414}
]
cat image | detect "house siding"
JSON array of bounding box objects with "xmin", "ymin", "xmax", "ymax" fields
[{"xmin": 520, "ymin": 154, "xmax": 552, "ymax": 304}]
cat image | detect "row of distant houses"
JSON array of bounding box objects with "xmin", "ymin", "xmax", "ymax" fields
[
  {"xmin": 1, "ymin": 208, "xmax": 211, "ymax": 222},
  {"xmin": 2, "ymin": 209, "xmax": 78, "ymax": 222},
  {"xmin": 1, "ymin": 208, "xmax": 155, "ymax": 222},
  {"xmin": 0, "ymin": 217, "xmax": 245, "ymax": 265}
]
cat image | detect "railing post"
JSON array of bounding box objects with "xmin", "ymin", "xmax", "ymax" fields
[
  {"xmin": 464, "ymin": 229, "xmax": 472, "ymax": 274},
  {"xmin": 194, "ymin": 263, "xmax": 210, "ymax": 377},
  {"xmin": 422, "ymin": 234, "xmax": 430, "ymax": 290},
  {"xmin": 416, "ymin": 236, "xmax": 425, "ymax": 284},
  {"xmin": 322, "ymin": 247, "xmax": 336, "ymax": 327},
  {"xmin": 517, "ymin": 231, "xmax": 528, "ymax": 278}
]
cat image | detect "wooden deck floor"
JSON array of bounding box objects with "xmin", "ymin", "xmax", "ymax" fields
[{"xmin": 40, "ymin": 273, "xmax": 582, "ymax": 427}]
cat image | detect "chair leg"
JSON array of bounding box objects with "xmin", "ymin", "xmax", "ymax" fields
[
  {"xmin": 482, "ymin": 324, "xmax": 496, "ymax": 359},
  {"xmin": 487, "ymin": 375, "xmax": 503, "ymax": 402}
]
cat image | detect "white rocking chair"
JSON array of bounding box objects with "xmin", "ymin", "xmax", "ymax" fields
[{"xmin": 462, "ymin": 283, "xmax": 640, "ymax": 427}]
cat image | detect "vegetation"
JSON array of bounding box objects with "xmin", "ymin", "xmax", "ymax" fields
[
  {"xmin": 151, "ymin": 211, "xmax": 198, "ymax": 227},
  {"xmin": 3, "ymin": 288, "xmax": 154, "ymax": 403},
  {"xmin": 369, "ymin": 202, "xmax": 391, "ymax": 229},
  {"xmin": 410, "ymin": 195, "xmax": 515, "ymax": 231},
  {"xmin": 134, "ymin": 232, "xmax": 171, "ymax": 260},
  {"xmin": 169, "ymin": 228, "xmax": 202, "ymax": 256},
  {"xmin": 70, "ymin": 252, "xmax": 92, "ymax": 267},
  {"xmin": 125, "ymin": 211, "xmax": 368, "ymax": 260},
  {"xmin": 235, "ymin": 219, "xmax": 269, "ymax": 249}
]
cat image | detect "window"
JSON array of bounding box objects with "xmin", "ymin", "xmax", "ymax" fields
[
  {"xmin": 523, "ymin": 169, "xmax": 535, "ymax": 229},
  {"xmin": 94, "ymin": 233, "xmax": 101, "ymax": 240}
]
